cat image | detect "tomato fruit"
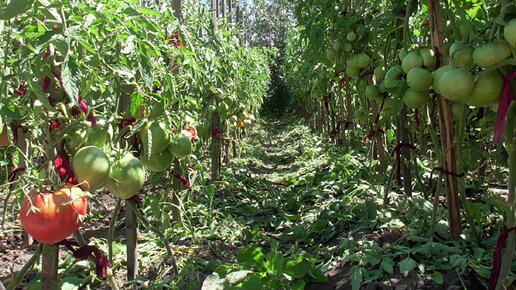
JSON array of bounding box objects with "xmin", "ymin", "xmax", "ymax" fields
[
  {"xmin": 449, "ymin": 41, "xmax": 473, "ymax": 67},
  {"xmin": 181, "ymin": 125, "xmax": 198, "ymax": 140},
  {"xmin": 84, "ymin": 126, "xmax": 109, "ymax": 148},
  {"xmin": 168, "ymin": 134, "xmax": 192, "ymax": 159},
  {"xmin": 72, "ymin": 146, "xmax": 111, "ymax": 191},
  {"xmin": 465, "ymin": 70, "xmax": 504, "ymax": 107},
  {"xmin": 438, "ymin": 68, "xmax": 474, "ymax": 102},
  {"xmin": 237, "ymin": 120, "xmax": 245, "ymax": 128},
  {"xmin": 420, "ymin": 48, "xmax": 436, "ymax": 70},
  {"xmin": 346, "ymin": 65, "xmax": 361, "ymax": 77},
  {"xmin": 140, "ymin": 121, "xmax": 170, "ymax": 154},
  {"xmin": 141, "ymin": 149, "xmax": 173, "ymax": 172},
  {"xmin": 20, "ymin": 185, "xmax": 87, "ymax": 244},
  {"xmin": 402, "ymin": 51, "xmax": 423, "ymax": 73},
  {"xmin": 402, "ymin": 88, "xmax": 429, "ymax": 109},
  {"xmin": 64, "ymin": 129, "xmax": 87, "ymax": 154},
  {"xmin": 432, "ymin": 65, "xmax": 454, "ymax": 94},
  {"xmin": 406, "ymin": 67, "xmax": 432, "ymax": 91},
  {"xmin": 217, "ymin": 102, "xmax": 229, "ymax": 116},
  {"xmin": 504, "ymin": 18, "xmax": 516, "ymax": 48},
  {"xmin": 472, "ymin": 40, "xmax": 511, "ymax": 68},
  {"xmin": 107, "ymin": 154, "xmax": 145, "ymax": 199},
  {"xmin": 373, "ymin": 67, "xmax": 385, "ymax": 80},
  {"xmin": 347, "ymin": 31, "xmax": 357, "ymax": 42},
  {"xmin": 365, "ymin": 85, "xmax": 381, "ymax": 101},
  {"xmin": 398, "ymin": 48, "xmax": 407, "ymax": 62},
  {"xmin": 347, "ymin": 53, "xmax": 370, "ymax": 68},
  {"xmin": 384, "ymin": 65, "xmax": 403, "ymax": 89}
]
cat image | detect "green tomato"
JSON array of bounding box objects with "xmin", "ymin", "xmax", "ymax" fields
[
  {"xmin": 374, "ymin": 67, "xmax": 386, "ymax": 80},
  {"xmin": 107, "ymin": 154, "xmax": 145, "ymax": 199},
  {"xmin": 406, "ymin": 67, "xmax": 432, "ymax": 91},
  {"xmin": 438, "ymin": 68, "xmax": 474, "ymax": 102},
  {"xmin": 141, "ymin": 149, "xmax": 173, "ymax": 172},
  {"xmin": 168, "ymin": 134, "xmax": 193, "ymax": 159},
  {"xmin": 465, "ymin": 70, "xmax": 504, "ymax": 107},
  {"xmin": 504, "ymin": 18, "xmax": 516, "ymax": 48},
  {"xmin": 402, "ymin": 51, "xmax": 423, "ymax": 73},
  {"xmin": 365, "ymin": 85, "xmax": 382, "ymax": 101},
  {"xmin": 347, "ymin": 31, "xmax": 357, "ymax": 42},
  {"xmin": 420, "ymin": 48, "xmax": 436, "ymax": 70},
  {"xmin": 472, "ymin": 40, "xmax": 511, "ymax": 68},
  {"xmin": 72, "ymin": 146, "xmax": 111, "ymax": 191},
  {"xmin": 402, "ymin": 88, "xmax": 429, "ymax": 109},
  {"xmin": 432, "ymin": 65, "xmax": 454, "ymax": 94},
  {"xmin": 140, "ymin": 122, "xmax": 170, "ymax": 154}
]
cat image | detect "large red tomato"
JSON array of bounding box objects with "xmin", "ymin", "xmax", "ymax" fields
[{"xmin": 20, "ymin": 185, "xmax": 87, "ymax": 244}]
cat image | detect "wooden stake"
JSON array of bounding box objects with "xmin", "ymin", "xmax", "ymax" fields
[
  {"xmin": 125, "ymin": 202, "xmax": 138, "ymax": 280},
  {"xmin": 172, "ymin": 158, "xmax": 182, "ymax": 222},
  {"xmin": 119, "ymin": 84, "xmax": 139, "ymax": 279},
  {"xmin": 41, "ymin": 244, "xmax": 59, "ymax": 290},
  {"xmin": 211, "ymin": 112, "xmax": 221, "ymax": 182},
  {"xmin": 428, "ymin": 0, "xmax": 462, "ymax": 240}
]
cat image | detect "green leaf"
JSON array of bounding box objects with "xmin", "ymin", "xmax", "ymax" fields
[
  {"xmin": 225, "ymin": 270, "xmax": 252, "ymax": 285},
  {"xmin": 381, "ymin": 257, "xmax": 394, "ymax": 275},
  {"xmin": 264, "ymin": 251, "xmax": 285, "ymax": 274},
  {"xmin": 285, "ymin": 256, "xmax": 311, "ymax": 279},
  {"xmin": 138, "ymin": 54, "xmax": 153, "ymax": 90},
  {"xmin": 130, "ymin": 92, "xmax": 144, "ymax": 117},
  {"xmin": 430, "ymin": 271, "xmax": 444, "ymax": 285},
  {"xmin": 290, "ymin": 279, "xmax": 305, "ymax": 290},
  {"xmin": 350, "ymin": 265, "xmax": 363, "ymax": 290},
  {"xmin": 201, "ymin": 273, "xmax": 224, "ymax": 290},
  {"xmin": 238, "ymin": 274, "xmax": 264, "ymax": 290},
  {"xmin": 308, "ymin": 267, "xmax": 329, "ymax": 283},
  {"xmin": 62, "ymin": 57, "xmax": 80, "ymax": 105},
  {"xmin": 237, "ymin": 246, "xmax": 265, "ymax": 268},
  {"xmin": 399, "ymin": 257, "xmax": 417, "ymax": 277},
  {"xmin": 24, "ymin": 76, "xmax": 56, "ymax": 112}
]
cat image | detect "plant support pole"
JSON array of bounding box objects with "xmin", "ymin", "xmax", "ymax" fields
[{"xmin": 428, "ymin": 0, "xmax": 462, "ymax": 240}]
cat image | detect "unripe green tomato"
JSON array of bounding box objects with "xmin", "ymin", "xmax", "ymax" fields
[{"xmin": 347, "ymin": 31, "xmax": 357, "ymax": 42}]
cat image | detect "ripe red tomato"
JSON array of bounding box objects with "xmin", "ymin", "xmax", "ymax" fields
[{"xmin": 20, "ymin": 185, "xmax": 87, "ymax": 244}]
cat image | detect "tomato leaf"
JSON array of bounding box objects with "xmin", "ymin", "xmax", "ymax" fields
[
  {"xmin": 62, "ymin": 57, "xmax": 80, "ymax": 106},
  {"xmin": 350, "ymin": 265, "xmax": 363, "ymax": 290},
  {"xmin": 399, "ymin": 257, "xmax": 417, "ymax": 277}
]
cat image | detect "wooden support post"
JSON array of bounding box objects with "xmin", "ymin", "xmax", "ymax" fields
[
  {"xmin": 41, "ymin": 244, "xmax": 59, "ymax": 290},
  {"xmin": 125, "ymin": 202, "xmax": 138, "ymax": 280},
  {"xmin": 399, "ymin": 106, "xmax": 412, "ymax": 196},
  {"xmin": 428, "ymin": 0, "xmax": 462, "ymax": 240},
  {"xmin": 370, "ymin": 100, "xmax": 387, "ymax": 171},
  {"xmin": 172, "ymin": 158, "xmax": 182, "ymax": 222},
  {"xmin": 211, "ymin": 112, "xmax": 221, "ymax": 181},
  {"xmin": 14, "ymin": 125, "xmax": 32, "ymax": 246},
  {"xmin": 119, "ymin": 84, "xmax": 138, "ymax": 279}
]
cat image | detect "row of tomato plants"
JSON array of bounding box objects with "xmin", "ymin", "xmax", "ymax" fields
[
  {"xmin": 283, "ymin": 0, "xmax": 515, "ymax": 288},
  {"xmin": 0, "ymin": 0, "xmax": 271, "ymax": 288}
]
